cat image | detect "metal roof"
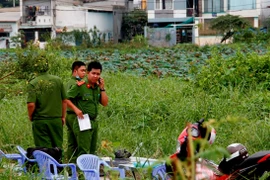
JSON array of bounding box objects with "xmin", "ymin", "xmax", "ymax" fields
[
  {"xmin": 83, "ymin": 0, "xmax": 125, "ymax": 12},
  {"xmin": 0, "ymin": 12, "xmax": 20, "ymax": 22}
]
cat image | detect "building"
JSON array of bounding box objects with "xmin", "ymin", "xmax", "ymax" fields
[
  {"xmin": 19, "ymin": 0, "xmax": 88, "ymax": 47},
  {"xmin": 83, "ymin": 0, "xmax": 127, "ymax": 43},
  {"xmin": 0, "ymin": 7, "xmax": 20, "ymax": 48},
  {"xmin": 18, "ymin": 0, "xmax": 130, "ymax": 46},
  {"xmin": 196, "ymin": 0, "xmax": 270, "ymax": 45},
  {"xmin": 145, "ymin": 0, "xmax": 270, "ymax": 46},
  {"xmin": 146, "ymin": 0, "xmax": 197, "ymax": 44}
]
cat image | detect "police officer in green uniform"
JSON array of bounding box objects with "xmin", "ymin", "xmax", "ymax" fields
[
  {"xmin": 67, "ymin": 61, "xmax": 108, "ymax": 157},
  {"xmin": 66, "ymin": 61, "xmax": 86, "ymax": 162},
  {"xmin": 27, "ymin": 56, "xmax": 67, "ymax": 149}
]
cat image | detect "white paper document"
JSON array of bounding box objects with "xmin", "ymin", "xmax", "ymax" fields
[{"xmin": 78, "ymin": 114, "xmax": 91, "ymax": 131}]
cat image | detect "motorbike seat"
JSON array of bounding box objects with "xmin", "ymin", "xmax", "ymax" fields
[{"xmin": 238, "ymin": 150, "xmax": 270, "ymax": 169}]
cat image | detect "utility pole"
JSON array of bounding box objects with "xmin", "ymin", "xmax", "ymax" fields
[{"xmin": 13, "ymin": 0, "xmax": 15, "ymax": 7}]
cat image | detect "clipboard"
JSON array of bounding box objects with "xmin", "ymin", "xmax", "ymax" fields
[{"xmin": 78, "ymin": 114, "xmax": 91, "ymax": 131}]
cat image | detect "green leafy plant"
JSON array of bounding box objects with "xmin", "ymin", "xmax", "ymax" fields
[
  {"xmin": 193, "ymin": 48, "xmax": 270, "ymax": 91},
  {"xmin": 165, "ymin": 33, "xmax": 171, "ymax": 42},
  {"xmin": 1, "ymin": 41, "xmax": 270, "ymax": 179},
  {"xmin": 210, "ymin": 14, "xmax": 251, "ymax": 43},
  {"xmin": 89, "ymin": 26, "xmax": 101, "ymax": 47}
]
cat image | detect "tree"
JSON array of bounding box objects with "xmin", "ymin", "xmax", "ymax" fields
[
  {"xmin": 121, "ymin": 9, "xmax": 147, "ymax": 41},
  {"xmin": 210, "ymin": 14, "xmax": 251, "ymax": 43}
]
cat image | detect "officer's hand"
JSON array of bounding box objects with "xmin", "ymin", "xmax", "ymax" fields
[
  {"xmin": 61, "ymin": 117, "xmax": 65, "ymax": 125},
  {"xmin": 76, "ymin": 80, "xmax": 85, "ymax": 86},
  {"xmin": 98, "ymin": 77, "xmax": 105, "ymax": 90},
  {"xmin": 75, "ymin": 109, "xmax": 84, "ymax": 119}
]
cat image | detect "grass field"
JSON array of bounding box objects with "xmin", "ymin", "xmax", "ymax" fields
[{"xmin": 0, "ymin": 43, "xmax": 270, "ymax": 179}]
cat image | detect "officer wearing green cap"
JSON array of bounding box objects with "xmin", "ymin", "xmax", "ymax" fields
[
  {"xmin": 67, "ymin": 61, "xmax": 108, "ymax": 157},
  {"xmin": 27, "ymin": 54, "xmax": 67, "ymax": 148}
]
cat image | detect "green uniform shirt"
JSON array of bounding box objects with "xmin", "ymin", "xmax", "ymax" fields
[
  {"xmin": 27, "ymin": 73, "xmax": 67, "ymax": 120},
  {"xmin": 67, "ymin": 80, "xmax": 100, "ymax": 119},
  {"xmin": 66, "ymin": 76, "xmax": 77, "ymax": 113}
]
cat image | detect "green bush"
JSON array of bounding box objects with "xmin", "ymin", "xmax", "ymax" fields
[
  {"xmin": 233, "ymin": 28, "xmax": 270, "ymax": 44},
  {"xmin": 193, "ymin": 49, "xmax": 270, "ymax": 91}
]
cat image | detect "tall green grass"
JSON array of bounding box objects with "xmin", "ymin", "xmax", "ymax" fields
[
  {"xmin": 98, "ymin": 73, "xmax": 270, "ymax": 158},
  {"xmin": 1, "ymin": 72, "xmax": 270, "ymax": 156},
  {"xmin": 0, "ymin": 73, "xmax": 270, "ymax": 179}
]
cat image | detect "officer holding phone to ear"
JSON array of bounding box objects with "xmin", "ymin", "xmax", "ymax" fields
[{"xmin": 67, "ymin": 61, "xmax": 108, "ymax": 157}]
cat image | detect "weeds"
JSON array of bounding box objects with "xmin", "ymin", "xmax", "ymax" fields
[{"xmin": 0, "ymin": 43, "xmax": 270, "ymax": 179}]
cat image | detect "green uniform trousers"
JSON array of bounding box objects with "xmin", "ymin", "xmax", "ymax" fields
[
  {"xmin": 73, "ymin": 118, "xmax": 99, "ymax": 156},
  {"xmin": 66, "ymin": 113, "xmax": 78, "ymax": 163},
  {"xmin": 32, "ymin": 118, "xmax": 63, "ymax": 148}
]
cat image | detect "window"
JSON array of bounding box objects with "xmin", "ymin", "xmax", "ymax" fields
[
  {"xmin": 228, "ymin": 0, "xmax": 256, "ymax": 10},
  {"xmin": 204, "ymin": 0, "xmax": 224, "ymax": 13},
  {"xmin": 155, "ymin": 0, "xmax": 172, "ymax": 10},
  {"xmin": 0, "ymin": 33, "xmax": 9, "ymax": 37}
]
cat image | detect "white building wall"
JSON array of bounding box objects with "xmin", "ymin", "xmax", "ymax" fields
[
  {"xmin": 56, "ymin": 6, "xmax": 87, "ymax": 30},
  {"xmin": 87, "ymin": 12, "xmax": 113, "ymax": 32},
  {"xmin": 202, "ymin": 9, "xmax": 259, "ymax": 19},
  {"xmin": 174, "ymin": 10, "xmax": 186, "ymax": 18},
  {"xmin": 227, "ymin": 9, "xmax": 260, "ymax": 18},
  {"xmin": 195, "ymin": 36, "xmax": 232, "ymax": 46}
]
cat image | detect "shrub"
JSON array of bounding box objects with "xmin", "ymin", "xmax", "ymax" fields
[
  {"xmin": 233, "ymin": 28, "xmax": 270, "ymax": 44},
  {"xmin": 193, "ymin": 49, "xmax": 270, "ymax": 91}
]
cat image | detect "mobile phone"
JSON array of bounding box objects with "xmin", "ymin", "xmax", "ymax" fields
[{"xmin": 98, "ymin": 78, "xmax": 101, "ymax": 83}]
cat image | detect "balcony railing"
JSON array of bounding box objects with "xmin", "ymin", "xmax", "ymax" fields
[
  {"xmin": 22, "ymin": 5, "xmax": 51, "ymax": 23},
  {"xmin": 21, "ymin": 15, "xmax": 52, "ymax": 26}
]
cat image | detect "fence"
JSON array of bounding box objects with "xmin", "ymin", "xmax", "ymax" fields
[{"xmin": 145, "ymin": 27, "xmax": 176, "ymax": 47}]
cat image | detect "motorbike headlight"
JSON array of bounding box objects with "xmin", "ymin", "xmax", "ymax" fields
[{"xmin": 191, "ymin": 127, "xmax": 199, "ymax": 137}]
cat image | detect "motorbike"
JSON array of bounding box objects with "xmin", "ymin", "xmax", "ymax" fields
[{"xmin": 166, "ymin": 118, "xmax": 270, "ymax": 180}]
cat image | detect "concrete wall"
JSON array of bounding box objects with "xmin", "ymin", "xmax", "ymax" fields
[
  {"xmin": 194, "ymin": 35, "xmax": 222, "ymax": 46},
  {"xmin": 87, "ymin": 11, "xmax": 113, "ymax": 32},
  {"xmin": 145, "ymin": 27, "xmax": 176, "ymax": 47},
  {"xmin": 113, "ymin": 5, "xmax": 125, "ymax": 43},
  {"xmin": 56, "ymin": 6, "xmax": 87, "ymax": 30}
]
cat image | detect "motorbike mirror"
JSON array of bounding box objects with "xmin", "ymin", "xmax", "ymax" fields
[{"xmin": 198, "ymin": 118, "xmax": 205, "ymax": 125}]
